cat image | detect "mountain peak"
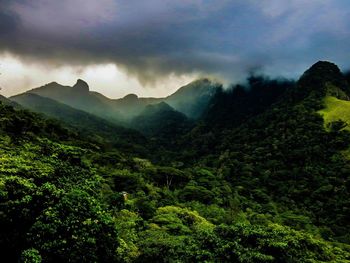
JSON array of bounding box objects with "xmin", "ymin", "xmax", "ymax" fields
[
  {"xmin": 165, "ymin": 78, "xmax": 221, "ymax": 119},
  {"xmin": 123, "ymin": 94, "xmax": 138, "ymax": 100},
  {"xmin": 73, "ymin": 79, "xmax": 89, "ymax": 92},
  {"xmin": 149, "ymin": 101, "xmax": 173, "ymax": 111},
  {"xmin": 44, "ymin": 81, "xmax": 63, "ymax": 88},
  {"xmin": 297, "ymin": 61, "xmax": 350, "ymax": 98},
  {"xmin": 302, "ymin": 61, "xmax": 341, "ymax": 79}
]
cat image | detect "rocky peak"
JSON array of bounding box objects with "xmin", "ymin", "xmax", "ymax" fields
[
  {"xmin": 123, "ymin": 94, "xmax": 138, "ymax": 101},
  {"xmin": 73, "ymin": 79, "xmax": 89, "ymax": 92}
]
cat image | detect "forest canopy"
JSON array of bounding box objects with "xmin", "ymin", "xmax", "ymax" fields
[{"xmin": 1, "ymin": 61, "xmax": 350, "ymax": 262}]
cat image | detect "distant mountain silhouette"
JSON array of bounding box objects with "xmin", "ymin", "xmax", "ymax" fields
[
  {"xmin": 16, "ymin": 78, "xmax": 220, "ymax": 123},
  {"xmin": 112, "ymin": 94, "xmax": 162, "ymax": 119},
  {"xmin": 165, "ymin": 78, "xmax": 221, "ymax": 119},
  {"xmin": 25, "ymin": 80, "xmax": 123, "ymax": 123},
  {"xmin": 11, "ymin": 92, "xmax": 147, "ymax": 150},
  {"xmin": 130, "ymin": 102, "xmax": 194, "ymax": 139},
  {"xmin": 0, "ymin": 94, "xmax": 20, "ymax": 107},
  {"xmin": 0, "ymin": 94, "xmax": 11, "ymax": 104}
]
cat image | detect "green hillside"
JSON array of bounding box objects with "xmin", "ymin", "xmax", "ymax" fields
[
  {"xmin": 11, "ymin": 93, "xmax": 147, "ymax": 153},
  {"xmin": 318, "ymin": 95, "xmax": 350, "ymax": 131},
  {"xmin": 130, "ymin": 102, "xmax": 194, "ymax": 137},
  {"xmin": 165, "ymin": 78, "xmax": 220, "ymax": 119}
]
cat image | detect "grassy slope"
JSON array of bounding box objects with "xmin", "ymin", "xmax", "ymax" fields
[
  {"xmin": 318, "ymin": 96, "xmax": 350, "ymax": 131},
  {"xmin": 318, "ymin": 96, "xmax": 350, "ymax": 159}
]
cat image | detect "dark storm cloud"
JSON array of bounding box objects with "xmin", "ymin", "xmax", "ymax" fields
[
  {"xmin": 0, "ymin": 0, "xmax": 19, "ymax": 40},
  {"xmin": 1, "ymin": 0, "xmax": 350, "ymax": 84}
]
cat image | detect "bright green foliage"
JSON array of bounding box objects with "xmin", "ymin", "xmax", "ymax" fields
[
  {"xmin": 318, "ymin": 96, "xmax": 350, "ymax": 131},
  {"xmin": 206, "ymin": 223, "xmax": 350, "ymax": 262},
  {"xmin": 136, "ymin": 206, "xmax": 214, "ymax": 262},
  {"xmin": 114, "ymin": 209, "xmax": 142, "ymax": 262},
  {"xmin": 0, "ymin": 103, "xmax": 119, "ymax": 262},
  {"xmin": 20, "ymin": 248, "xmax": 42, "ymax": 263},
  {"xmin": 28, "ymin": 190, "xmax": 119, "ymax": 262}
]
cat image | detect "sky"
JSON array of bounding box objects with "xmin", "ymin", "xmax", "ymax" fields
[{"xmin": 0, "ymin": 0, "xmax": 350, "ymax": 98}]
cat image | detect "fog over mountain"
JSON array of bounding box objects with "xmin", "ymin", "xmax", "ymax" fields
[
  {"xmin": 1, "ymin": 0, "xmax": 350, "ymax": 97},
  {"xmin": 11, "ymin": 78, "xmax": 220, "ymax": 122}
]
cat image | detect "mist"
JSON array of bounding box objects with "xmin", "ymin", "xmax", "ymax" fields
[{"xmin": 1, "ymin": 0, "xmax": 350, "ymax": 97}]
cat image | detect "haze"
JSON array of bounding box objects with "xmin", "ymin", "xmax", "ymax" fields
[{"xmin": 1, "ymin": 0, "xmax": 350, "ymax": 98}]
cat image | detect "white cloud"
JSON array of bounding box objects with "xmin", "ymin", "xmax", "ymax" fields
[{"xmin": 0, "ymin": 52, "xmax": 198, "ymax": 98}]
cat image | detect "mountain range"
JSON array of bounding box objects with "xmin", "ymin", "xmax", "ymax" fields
[
  {"xmin": 2, "ymin": 61, "xmax": 350, "ymax": 262},
  {"xmin": 15, "ymin": 78, "xmax": 219, "ymax": 119}
]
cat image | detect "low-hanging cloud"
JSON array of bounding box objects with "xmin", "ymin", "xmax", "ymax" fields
[{"xmin": 1, "ymin": 0, "xmax": 350, "ymax": 88}]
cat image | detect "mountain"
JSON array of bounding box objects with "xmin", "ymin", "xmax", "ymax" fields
[
  {"xmin": 10, "ymin": 93, "xmax": 147, "ymax": 153},
  {"xmin": 296, "ymin": 61, "xmax": 350, "ymax": 100},
  {"xmin": 19, "ymin": 79, "xmax": 162, "ymax": 121},
  {"xmin": 26, "ymin": 79, "xmax": 123, "ymax": 123},
  {"xmin": 111, "ymin": 93, "xmax": 162, "ymax": 119},
  {"xmin": 19, "ymin": 78, "xmax": 220, "ymax": 123},
  {"xmin": 0, "ymin": 94, "xmax": 20, "ymax": 107},
  {"xmin": 165, "ymin": 78, "xmax": 220, "ymax": 119},
  {"xmin": 130, "ymin": 102, "xmax": 194, "ymax": 139},
  {"xmin": 113, "ymin": 79, "xmax": 220, "ymax": 120},
  {"xmin": 202, "ymin": 76, "xmax": 294, "ymax": 130},
  {"xmin": 185, "ymin": 61, "xmax": 350, "ymax": 242},
  {"xmin": 0, "ymin": 94, "xmax": 10, "ymax": 103}
]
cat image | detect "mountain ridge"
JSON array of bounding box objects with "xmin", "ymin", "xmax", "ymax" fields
[
  {"xmin": 130, "ymin": 101, "xmax": 194, "ymax": 138},
  {"xmin": 14, "ymin": 78, "xmax": 220, "ymax": 122},
  {"xmin": 26, "ymin": 80, "xmax": 122, "ymax": 123},
  {"xmin": 10, "ymin": 92, "xmax": 148, "ymax": 153}
]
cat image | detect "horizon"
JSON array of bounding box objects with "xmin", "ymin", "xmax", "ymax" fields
[
  {"xmin": 1, "ymin": 59, "xmax": 347, "ymax": 100},
  {"xmin": 2, "ymin": 75, "xmax": 220, "ymax": 100}
]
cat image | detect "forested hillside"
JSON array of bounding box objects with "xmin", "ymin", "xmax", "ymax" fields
[
  {"xmin": 10, "ymin": 93, "xmax": 148, "ymax": 154},
  {"xmin": 130, "ymin": 102, "xmax": 194, "ymax": 145},
  {"xmin": 1, "ymin": 61, "xmax": 350, "ymax": 262}
]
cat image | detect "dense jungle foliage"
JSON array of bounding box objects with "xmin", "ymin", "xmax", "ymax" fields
[{"xmin": 1, "ymin": 61, "xmax": 350, "ymax": 262}]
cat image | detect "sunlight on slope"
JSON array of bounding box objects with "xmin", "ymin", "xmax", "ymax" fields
[
  {"xmin": 318, "ymin": 96, "xmax": 350, "ymax": 159},
  {"xmin": 318, "ymin": 96, "xmax": 350, "ymax": 131}
]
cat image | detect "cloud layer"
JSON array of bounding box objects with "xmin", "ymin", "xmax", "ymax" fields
[{"xmin": 1, "ymin": 0, "xmax": 350, "ymax": 95}]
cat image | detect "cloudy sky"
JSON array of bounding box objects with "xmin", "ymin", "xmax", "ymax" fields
[{"xmin": 0, "ymin": 0, "xmax": 350, "ymax": 98}]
